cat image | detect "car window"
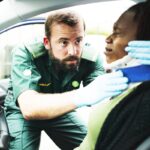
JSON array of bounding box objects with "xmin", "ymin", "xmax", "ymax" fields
[
  {"xmin": 0, "ymin": 1, "xmax": 135, "ymax": 80},
  {"xmin": 0, "ymin": 23, "xmax": 44, "ymax": 79}
]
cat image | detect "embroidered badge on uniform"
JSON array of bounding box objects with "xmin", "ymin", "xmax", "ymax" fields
[
  {"xmin": 72, "ymin": 81, "xmax": 79, "ymax": 88},
  {"xmin": 39, "ymin": 83, "xmax": 51, "ymax": 86}
]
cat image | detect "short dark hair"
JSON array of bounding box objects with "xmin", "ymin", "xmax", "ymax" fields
[{"xmin": 45, "ymin": 10, "xmax": 85, "ymax": 38}]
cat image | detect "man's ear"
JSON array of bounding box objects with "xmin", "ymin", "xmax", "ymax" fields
[{"xmin": 43, "ymin": 36, "xmax": 51, "ymax": 50}]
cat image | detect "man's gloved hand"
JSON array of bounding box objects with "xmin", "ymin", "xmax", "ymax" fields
[
  {"xmin": 74, "ymin": 70, "xmax": 128, "ymax": 107},
  {"xmin": 125, "ymin": 41, "xmax": 150, "ymax": 65}
]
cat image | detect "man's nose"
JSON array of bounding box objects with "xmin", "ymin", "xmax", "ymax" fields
[{"xmin": 68, "ymin": 44, "xmax": 77, "ymax": 55}]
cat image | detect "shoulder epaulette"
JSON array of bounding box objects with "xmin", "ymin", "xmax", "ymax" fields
[
  {"xmin": 25, "ymin": 41, "xmax": 47, "ymax": 59},
  {"xmin": 81, "ymin": 42, "xmax": 100, "ymax": 62}
]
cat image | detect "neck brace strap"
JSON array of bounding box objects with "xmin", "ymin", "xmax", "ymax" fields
[{"xmin": 119, "ymin": 65, "xmax": 150, "ymax": 83}]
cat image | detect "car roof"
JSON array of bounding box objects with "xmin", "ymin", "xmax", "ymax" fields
[{"xmin": 0, "ymin": 0, "xmax": 144, "ymax": 31}]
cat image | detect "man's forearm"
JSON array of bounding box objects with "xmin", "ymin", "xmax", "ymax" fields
[
  {"xmin": 18, "ymin": 90, "xmax": 77, "ymax": 120},
  {"xmin": 18, "ymin": 71, "xmax": 129, "ymax": 120}
]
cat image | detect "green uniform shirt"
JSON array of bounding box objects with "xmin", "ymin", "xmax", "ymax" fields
[{"xmin": 4, "ymin": 41, "xmax": 104, "ymax": 118}]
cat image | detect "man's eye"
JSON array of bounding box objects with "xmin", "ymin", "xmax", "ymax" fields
[
  {"xmin": 75, "ymin": 39, "xmax": 82, "ymax": 45},
  {"xmin": 61, "ymin": 41, "xmax": 68, "ymax": 46}
]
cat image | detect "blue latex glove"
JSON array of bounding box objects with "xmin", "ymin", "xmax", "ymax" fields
[
  {"xmin": 125, "ymin": 41, "xmax": 150, "ymax": 65},
  {"xmin": 74, "ymin": 70, "xmax": 128, "ymax": 107}
]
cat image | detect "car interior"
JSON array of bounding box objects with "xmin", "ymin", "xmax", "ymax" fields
[
  {"xmin": 0, "ymin": 0, "xmax": 143, "ymax": 95},
  {"xmin": 0, "ymin": 0, "xmax": 149, "ymax": 149}
]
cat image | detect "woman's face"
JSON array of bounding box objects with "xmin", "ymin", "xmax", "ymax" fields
[{"xmin": 105, "ymin": 11, "xmax": 138, "ymax": 64}]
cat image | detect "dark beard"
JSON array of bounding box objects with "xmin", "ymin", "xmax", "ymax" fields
[
  {"xmin": 49, "ymin": 50, "xmax": 80, "ymax": 72},
  {"xmin": 52, "ymin": 57, "xmax": 80, "ymax": 72}
]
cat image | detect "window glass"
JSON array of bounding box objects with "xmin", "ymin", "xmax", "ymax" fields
[{"xmin": 0, "ymin": 24, "xmax": 44, "ymax": 79}]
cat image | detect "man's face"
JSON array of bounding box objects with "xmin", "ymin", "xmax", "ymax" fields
[
  {"xmin": 44, "ymin": 22, "xmax": 85, "ymax": 71},
  {"xmin": 104, "ymin": 12, "xmax": 137, "ymax": 64}
]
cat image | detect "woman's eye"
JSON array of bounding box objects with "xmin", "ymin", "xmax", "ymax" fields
[
  {"xmin": 113, "ymin": 29, "xmax": 121, "ymax": 35},
  {"xmin": 113, "ymin": 31, "xmax": 120, "ymax": 36}
]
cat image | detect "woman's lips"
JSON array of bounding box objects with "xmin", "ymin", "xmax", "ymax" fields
[
  {"xmin": 104, "ymin": 47, "xmax": 113, "ymax": 55},
  {"xmin": 106, "ymin": 47, "xmax": 112, "ymax": 52}
]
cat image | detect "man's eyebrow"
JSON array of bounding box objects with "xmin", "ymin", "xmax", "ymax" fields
[
  {"xmin": 77, "ymin": 36, "xmax": 84, "ymax": 39},
  {"xmin": 58, "ymin": 36, "xmax": 83, "ymax": 41},
  {"xmin": 58, "ymin": 38, "xmax": 69, "ymax": 41}
]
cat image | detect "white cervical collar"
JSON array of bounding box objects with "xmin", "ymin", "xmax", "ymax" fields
[
  {"xmin": 104, "ymin": 55, "xmax": 142, "ymax": 89},
  {"xmin": 105, "ymin": 55, "xmax": 141, "ymax": 71}
]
